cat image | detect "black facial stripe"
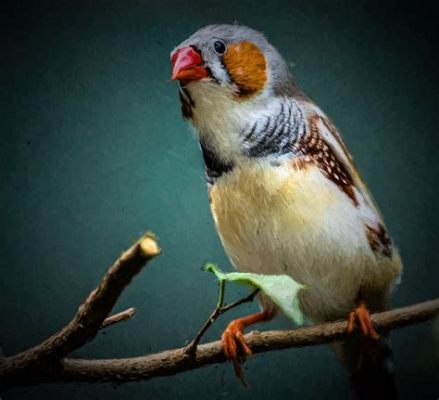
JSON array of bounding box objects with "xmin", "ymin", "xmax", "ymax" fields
[
  {"xmin": 204, "ymin": 66, "xmax": 220, "ymax": 85},
  {"xmin": 179, "ymin": 86, "xmax": 194, "ymax": 119},
  {"xmin": 218, "ymin": 57, "xmax": 232, "ymax": 85}
]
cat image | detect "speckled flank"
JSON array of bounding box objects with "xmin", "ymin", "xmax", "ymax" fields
[
  {"xmin": 223, "ymin": 41, "xmax": 267, "ymax": 98},
  {"xmin": 292, "ymin": 115, "xmax": 359, "ymax": 206},
  {"xmin": 290, "ymin": 157, "xmax": 310, "ymax": 171},
  {"xmin": 366, "ymin": 223, "xmax": 393, "ymax": 258}
]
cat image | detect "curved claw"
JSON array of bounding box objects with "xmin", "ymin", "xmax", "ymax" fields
[
  {"xmin": 221, "ymin": 310, "xmax": 274, "ymax": 386},
  {"xmin": 347, "ymin": 302, "xmax": 380, "ymax": 340},
  {"xmin": 221, "ymin": 320, "xmax": 252, "ymax": 386}
]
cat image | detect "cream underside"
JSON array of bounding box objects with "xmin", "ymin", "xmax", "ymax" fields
[
  {"xmin": 187, "ymin": 81, "xmax": 401, "ymax": 322},
  {"xmin": 210, "ymin": 161, "xmax": 401, "ymax": 323}
]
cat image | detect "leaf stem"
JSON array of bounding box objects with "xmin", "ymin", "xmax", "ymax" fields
[
  {"xmin": 216, "ymin": 280, "xmax": 226, "ymax": 308},
  {"xmin": 185, "ymin": 285, "xmax": 259, "ymax": 354}
]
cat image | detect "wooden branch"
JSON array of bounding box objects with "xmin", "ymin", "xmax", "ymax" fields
[
  {"xmin": 0, "ymin": 234, "xmax": 161, "ymax": 389},
  {"xmin": 8, "ymin": 299, "xmax": 439, "ymax": 387},
  {"xmin": 0, "ymin": 231, "xmax": 437, "ymax": 391},
  {"xmin": 101, "ymin": 308, "xmax": 136, "ymax": 329}
]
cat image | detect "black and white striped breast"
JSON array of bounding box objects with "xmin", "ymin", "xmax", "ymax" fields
[
  {"xmin": 241, "ymin": 99, "xmax": 306, "ymax": 158},
  {"xmin": 197, "ymin": 98, "xmax": 307, "ymax": 185}
]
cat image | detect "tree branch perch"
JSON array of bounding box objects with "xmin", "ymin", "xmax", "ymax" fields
[
  {"xmin": 56, "ymin": 299, "xmax": 439, "ymax": 384},
  {"xmin": 0, "ymin": 234, "xmax": 161, "ymax": 389},
  {"xmin": 0, "ymin": 233, "xmax": 437, "ymax": 391}
]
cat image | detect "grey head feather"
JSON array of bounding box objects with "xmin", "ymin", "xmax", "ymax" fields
[{"xmin": 172, "ymin": 24, "xmax": 304, "ymax": 98}]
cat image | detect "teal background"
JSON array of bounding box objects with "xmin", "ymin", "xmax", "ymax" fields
[{"xmin": 1, "ymin": 1, "xmax": 438, "ymax": 399}]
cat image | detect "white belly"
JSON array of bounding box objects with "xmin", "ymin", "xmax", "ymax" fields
[{"xmin": 210, "ymin": 161, "xmax": 401, "ymax": 322}]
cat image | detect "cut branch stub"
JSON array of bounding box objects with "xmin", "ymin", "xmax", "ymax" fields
[
  {"xmin": 101, "ymin": 308, "xmax": 137, "ymax": 329},
  {"xmin": 0, "ymin": 234, "xmax": 161, "ymax": 390},
  {"xmin": 0, "ymin": 231, "xmax": 438, "ymax": 391}
]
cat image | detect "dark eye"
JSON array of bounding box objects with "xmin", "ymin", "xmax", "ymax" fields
[{"xmin": 213, "ymin": 40, "xmax": 226, "ymax": 54}]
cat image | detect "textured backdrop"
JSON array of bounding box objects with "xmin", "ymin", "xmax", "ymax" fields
[{"xmin": 1, "ymin": 0, "xmax": 438, "ymax": 399}]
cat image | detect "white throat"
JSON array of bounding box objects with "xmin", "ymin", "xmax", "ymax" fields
[{"xmin": 186, "ymin": 81, "xmax": 281, "ymax": 164}]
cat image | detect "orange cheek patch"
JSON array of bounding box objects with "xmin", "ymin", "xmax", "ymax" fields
[{"xmin": 223, "ymin": 41, "xmax": 267, "ymax": 97}]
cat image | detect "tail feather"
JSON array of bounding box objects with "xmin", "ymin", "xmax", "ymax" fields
[{"xmin": 334, "ymin": 336, "xmax": 398, "ymax": 400}]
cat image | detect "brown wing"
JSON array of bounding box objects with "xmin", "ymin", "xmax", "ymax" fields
[{"xmin": 292, "ymin": 107, "xmax": 394, "ymax": 259}]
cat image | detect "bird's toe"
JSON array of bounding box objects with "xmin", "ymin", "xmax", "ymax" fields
[
  {"xmin": 221, "ymin": 320, "xmax": 252, "ymax": 386},
  {"xmin": 347, "ymin": 302, "xmax": 380, "ymax": 340}
]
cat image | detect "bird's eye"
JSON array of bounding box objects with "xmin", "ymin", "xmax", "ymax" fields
[{"xmin": 213, "ymin": 40, "xmax": 226, "ymax": 54}]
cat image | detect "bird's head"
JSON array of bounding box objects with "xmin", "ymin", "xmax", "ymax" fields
[
  {"xmin": 170, "ymin": 24, "xmax": 296, "ymax": 110},
  {"xmin": 170, "ymin": 25, "xmax": 303, "ymax": 166}
]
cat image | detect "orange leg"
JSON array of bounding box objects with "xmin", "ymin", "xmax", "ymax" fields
[
  {"xmin": 221, "ymin": 310, "xmax": 274, "ymax": 385},
  {"xmin": 347, "ymin": 301, "xmax": 379, "ymax": 340}
]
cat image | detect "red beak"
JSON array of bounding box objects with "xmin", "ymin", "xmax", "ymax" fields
[{"xmin": 171, "ymin": 46, "xmax": 208, "ymax": 84}]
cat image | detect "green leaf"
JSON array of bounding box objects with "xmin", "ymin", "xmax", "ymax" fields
[{"xmin": 204, "ymin": 263, "xmax": 305, "ymax": 325}]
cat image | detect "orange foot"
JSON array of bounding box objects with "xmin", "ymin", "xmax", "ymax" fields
[
  {"xmin": 221, "ymin": 310, "xmax": 273, "ymax": 386},
  {"xmin": 347, "ymin": 302, "xmax": 379, "ymax": 339},
  {"xmin": 222, "ymin": 320, "xmax": 252, "ymax": 385}
]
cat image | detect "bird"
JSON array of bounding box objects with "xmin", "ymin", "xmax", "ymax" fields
[{"xmin": 170, "ymin": 24, "xmax": 402, "ymax": 399}]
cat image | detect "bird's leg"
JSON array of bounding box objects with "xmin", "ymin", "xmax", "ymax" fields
[
  {"xmin": 222, "ymin": 309, "xmax": 274, "ymax": 385},
  {"xmin": 347, "ymin": 301, "xmax": 379, "ymax": 339}
]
